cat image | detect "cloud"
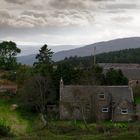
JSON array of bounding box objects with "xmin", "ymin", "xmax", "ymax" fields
[
  {"xmin": 106, "ymin": 3, "xmax": 137, "ymax": 10},
  {"xmin": 0, "ymin": 8, "xmax": 95, "ymax": 28},
  {"xmin": 112, "ymin": 16, "xmax": 133, "ymax": 22},
  {"xmin": 0, "ymin": 0, "xmax": 140, "ymax": 46},
  {"xmin": 4, "ymin": 0, "xmax": 26, "ymax": 5},
  {"xmin": 0, "ymin": 10, "xmax": 11, "ymax": 18},
  {"xmin": 49, "ymin": 0, "xmax": 87, "ymax": 9}
]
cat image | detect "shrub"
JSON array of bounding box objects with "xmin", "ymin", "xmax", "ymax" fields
[
  {"xmin": 96, "ymin": 124, "xmax": 105, "ymax": 133},
  {"xmin": 0, "ymin": 119, "xmax": 11, "ymax": 137},
  {"xmin": 113, "ymin": 123, "xmax": 128, "ymax": 129}
]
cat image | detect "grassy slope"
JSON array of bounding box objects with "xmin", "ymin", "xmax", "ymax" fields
[
  {"xmin": 0, "ymin": 99, "xmax": 140, "ymax": 140},
  {"xmin": 0, "ymin": 99, "xmax": 37, "ymax": 137}
]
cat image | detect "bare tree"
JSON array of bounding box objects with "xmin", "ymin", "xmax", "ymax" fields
[
  {"xmin": 73, "ymin": 87, "xmax": 90, "ymax": 129},
  {"xmin": 20, "ymin": 74, "xmax": 55, "ymax": 127}
]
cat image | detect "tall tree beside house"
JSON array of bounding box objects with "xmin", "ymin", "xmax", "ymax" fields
[
  {"xmin": 0, "ymin": 41, "xmax": 21, "ymax": 70},
  {"xmin": 33, "ymin": 44, "xmax": 56, "ymax": 101},
  {"xmin": 20, "ymin": 44, "xmax": 56, "ymax": 127},
  {"xmin": 33, "ymin": 44, "xmax": 53, "ymax": 75}
]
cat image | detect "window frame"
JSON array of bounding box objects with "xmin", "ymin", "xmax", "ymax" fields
[
  {"xmin": 121, "ymin": 108, "xmax": 128, "ymax": 114},
  {"xmin": 98, "ymin": 92, "xmax": 105, "ymax": 99},
  {"xmin": 102, "ymin": 107, "xmax": 109, "ymax": 113}
]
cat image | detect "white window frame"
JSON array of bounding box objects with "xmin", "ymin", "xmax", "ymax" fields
[
  {"xmin": 98, "ymin": 92, "xmax": 105, "ymax": 99},
  {"xmin": 102, "ymin": 107, "xmax": 109, "ymax": 113},
  {"xmin": 121, "ymin": 108, "xmax": 128, "ymax": 114}
]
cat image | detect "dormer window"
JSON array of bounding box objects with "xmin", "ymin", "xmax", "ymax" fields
[
  {"xmin": 102, "ymin": 107, "xmax": 109, "ymax": 112},
  {"xmin": 98, "ymin": 92, "xmax": 105, "ymax": 99},
  {"xmin": 121, "ymin": 108, "xmax": 128, "ymax": 114}
]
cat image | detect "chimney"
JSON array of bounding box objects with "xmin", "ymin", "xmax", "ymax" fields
[{"xmin": 60, "ymin": 77, "xmax": 64, "ymax": 101}]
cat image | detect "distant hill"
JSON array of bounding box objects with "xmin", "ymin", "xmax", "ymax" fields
[
  {"xmin": 17, "ymin": 54, "xmax": 36, "ymax": 65},
  {"xmin": 57, "ymin": 48, "xmax": 140, "ymax": 68},
  {"xmin": 17, "ymin": 37, "xmax": 140, "ymax": 65},
  {"xmin": 17, "ymin": 45, "xmax": 82, "ymax": 65},
  {"xmin": 17, "ymin": 45, "xmax": 82, "ymax": 56}
]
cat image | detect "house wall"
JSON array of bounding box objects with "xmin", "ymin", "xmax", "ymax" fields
[
  {"xmin": 96, "ymin": 104, "xmax": 110, "ymax": 121},
  {"xmin": 59, "ymin": 85, "xmax": 135, "ymax": 122},
  {"xmin": 136, "ymin": 104, "xmax": 140, "ymax": 121},
  {"xmin": 60, "ymin": 92, "xmax": 112, "ymax": 121},
  {"xmin": 60, "ymin": 101, "xmax": 85, "ymax": 120},
  {"xmin": 113, "ymin": 101, "xmax": 134, "ymax": 121}
]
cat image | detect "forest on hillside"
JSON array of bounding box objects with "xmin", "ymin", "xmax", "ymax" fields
[{"xmin": 57, "ymin": 48, "xmax": 140, "ymax": 67}]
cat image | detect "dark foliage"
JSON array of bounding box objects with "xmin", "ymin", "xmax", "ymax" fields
[
  {"xmin": 33, "ymin": 44, "xmax": 54, "ymax": 75},
  {"xmin": 105, "ymin": 68, "xmax": 128, "ymax": 85},
  {"xmin": 57, "ymin": 48, "xmax": 140, "ymax": 68},
  {"xmin": 0, "ymin": 41, "xmax": 21, "ymax": 70},
  {"xmin": 0, "ymin": 121, "xmax": 11, "ymax": 138}
]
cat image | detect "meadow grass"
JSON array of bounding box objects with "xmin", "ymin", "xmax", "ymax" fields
[
  {"xmin": 0, "ymin": 99, "xmax": 140, "ymax": 140},
  {"xmin": 0, "ymin": 99, "xmax": 36, "ymax": 136}
]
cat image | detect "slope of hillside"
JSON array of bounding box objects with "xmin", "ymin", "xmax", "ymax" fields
[
  {"xmin": 17, "ymin": 37, "xmax": 140, "ymax": 65},
  {"xmin": 53, "ymin": 37, "xmax": 140, "ymax": 61},
  {"xmin": 57, "ymin": 48, "xmax": 140, "ymax": 67},
  {"xmin": 17, "ymin": 54, "xmax": 36, "ymax": 65}
]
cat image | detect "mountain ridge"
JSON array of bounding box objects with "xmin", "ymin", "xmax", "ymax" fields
[{"xmin": 17, "ymin": 37, "xmax": 140, "ymax": 65}]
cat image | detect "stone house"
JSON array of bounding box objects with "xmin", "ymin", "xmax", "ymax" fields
[{"xmin": 59, "ymin": 79, "xmax": 135, "ymax": 122}]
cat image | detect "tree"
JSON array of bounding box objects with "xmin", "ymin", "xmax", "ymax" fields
[
  {"xmin": 20, "ymin": 74, "xmax": 55, "ymax": 127},
  {"xmin": 33, "ymin": 44, "xmax": 53, "ymax": 75},
  {"xmin": 79, "ymin": 65, "xmax": 105, "ymax": 85},
  {"xmin": 105, "ymin": 68, "xmax": 128, "ymax": 85},
  {"xmin": 0, "ymin": 41, "xmax": 21, "ymax": 70},
  {"xmin": 16, "ymin": 65, "xmax": 34, "ymax": 88}
]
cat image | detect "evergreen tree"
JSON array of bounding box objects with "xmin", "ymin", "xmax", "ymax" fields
[
  {"xmin": 34, "ymin": 44, "xmax": 53, "ymax": 75},
  {"xmin": 105, "ymin": 68, "xmax": 128, "ymax": 85}
]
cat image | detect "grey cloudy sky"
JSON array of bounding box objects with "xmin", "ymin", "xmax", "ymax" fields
[{"xmin": 0, "ymin": 0, "xmax": 140, "ymax": 51}]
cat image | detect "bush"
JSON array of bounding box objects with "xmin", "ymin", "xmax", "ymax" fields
[
  {"xmin": 113, "ymin": 123, "xmax": 128, "ymax": 129},
  {"xmin": 0, "ymin": 119, "xmax": 11, "ymax": 137},
  {"xmin": 96, "ymin": 124, "xmax": 105, "ymax": 133},
  {"xmin": 1, "ymin": 71, "xmax": 16, "ymax": 81}
]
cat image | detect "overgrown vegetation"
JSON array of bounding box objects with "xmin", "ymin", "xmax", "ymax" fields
[{"xmin": 0, "ymin": 119, "xmax": 11, "ymax": 138}]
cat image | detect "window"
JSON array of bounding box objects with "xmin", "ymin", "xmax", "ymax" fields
[
  {"xmin": 121, "ymin": 108, "xmax": 128, "ymax": 114},
  {"xmin": 98, "ymin": 92, "xmax": 105, "ymax": 99},
  {"xmin": 102, "ymin": 107, "xmax": 109, "ymax": 112}
]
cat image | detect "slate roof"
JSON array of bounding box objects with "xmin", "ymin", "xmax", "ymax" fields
[
  {"xmin": 121, "ymin": 69, "xmax": 140, "ymax": 80},
  {"xmin": 60, "ymin": 85, "xmax": 134, "ymax": 103}
]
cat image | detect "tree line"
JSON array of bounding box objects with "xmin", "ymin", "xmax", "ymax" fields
[{"xmin": 57, "ymin": 48, "xmax": 140, "ymax": 68}]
